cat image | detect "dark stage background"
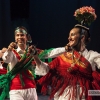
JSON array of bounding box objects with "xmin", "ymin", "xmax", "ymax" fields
[
  {"xmin": 0, "ymin": 0, "xmax": 100, "ymax": 51},
  {"xmin": 0, "ymin": 0, "xmax": 100, "ymax": 94}
]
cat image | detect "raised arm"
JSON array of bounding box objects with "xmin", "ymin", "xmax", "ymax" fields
[
  {"xmin": 43, "ymin": 47, "xmax": 65, "ymax": 58},
  {"xmin": 2, "ymin": 42, "xmax": 17, "ymax": 63},
  {"xmin": 39, "ymin": 44, "xmax": 70, "ymax": 59}
]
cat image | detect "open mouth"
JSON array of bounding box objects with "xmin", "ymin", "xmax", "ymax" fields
[
  {"xmin": 69, "ymin": 40, "xmax": 77, "ymax": 47},
  {"xmin": 69, "ymin": 40, "xmax": 74, "ymax": 44},
  {"xmin": 17, "ymin": 40, "xmax": 24, "ymax": 44},
  {"xmin": 18, "ymin": 41, "xmax": 23, "ymax": 43}
]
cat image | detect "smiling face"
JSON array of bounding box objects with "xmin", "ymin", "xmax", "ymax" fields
[
  {"xmin": 68, "ymin": 28, "xmax": 80, "ymax": 47},
  {"xmin": 15, "ymin": 32, "xmax": 27, "ymax": 47}
]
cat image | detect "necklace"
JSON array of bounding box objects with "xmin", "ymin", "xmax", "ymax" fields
[
  {"xmin": 65, "ymin": 49, "xmax": 82, "ymax": 72},
  {"xmin": 71, "ymin": 49, "xmax": 82, "ymax": 67}
]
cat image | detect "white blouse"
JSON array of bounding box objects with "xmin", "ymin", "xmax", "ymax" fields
[
  {"xmin": 2, "ymin": 47, "xmax": 65, "ymax": 71},
  {"xmin": 35, "ymin": 49, "xmax": 100, "ymax": 75},
  {"xmin": 35, "ymin": 49, "xmax": 100, "ymax": 100}
]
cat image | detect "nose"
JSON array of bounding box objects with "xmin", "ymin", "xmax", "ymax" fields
[{"xmin": 68, "ymin": 36, "xmax": 71, "ymax": 41}]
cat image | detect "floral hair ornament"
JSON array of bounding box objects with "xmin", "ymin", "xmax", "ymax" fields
[{"xmin": 74, "ymin": 6, "xmax": 97, "ymax": 26}]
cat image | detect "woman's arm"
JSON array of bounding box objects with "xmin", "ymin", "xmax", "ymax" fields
[
  {"xmin": 43, "ymin": 47, "xmax": 65, "ymax": 58},
  {"xmin": 41, "ymin": 44, "xmax": 70, "ymax": 58},
  {"xmin": 88, "ymin": 50, "xmax": 100, "ymax": 70},
  {"xmin": 34, "ymin": 55, "xmax": 49, "ymax": 76}
]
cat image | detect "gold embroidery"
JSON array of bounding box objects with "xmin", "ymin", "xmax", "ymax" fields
[{"xmin": 60, "ymin": 52, "xmax": 87, "ymax": 69}]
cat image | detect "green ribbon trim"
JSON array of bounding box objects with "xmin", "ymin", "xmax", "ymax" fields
[
  {"xmin": 28, "ymin": 65, "xmax": 36, "ymax": 79},
  {"xmin": 38, "ymin": 48, "xmax": 54, "ymax": 62},
  {"xmin": 0, "ymin": 48, "xmax": 55, "ymax": 100},
  {"xmin": 19, "ymin": 74, "xmax": 25, "ymax": 87},
  {"xmin": 39, "ymin": 48, "xmax": 54, "ymax": 59},
  {"xmin": 0, "ymin": 49, "xmax": 33, "ymax": 100}
]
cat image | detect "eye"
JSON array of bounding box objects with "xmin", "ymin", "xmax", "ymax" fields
[
  {"xmin": 71, "ymin": 33, "xmax": 76, "ymax": 36},
  {"xmin": 21, "ymin": 34, "xmax": 25, "ymax": 36},
  {"xmin": 16, "ymin": 34, "xmax": 19, "ymax": 36}
]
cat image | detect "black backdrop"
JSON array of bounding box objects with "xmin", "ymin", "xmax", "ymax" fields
[
  {"xmin": 0, "ymin": 0, "xmax": 100, "ymax": 94},
  {"xmin": 0, "ymin": 0, "xmax": 100, "ymax": 52}
]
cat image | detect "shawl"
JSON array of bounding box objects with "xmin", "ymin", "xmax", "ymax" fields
[{"xmin": 37, "ymin": 50, "xmax": 100, "ymax": 100}]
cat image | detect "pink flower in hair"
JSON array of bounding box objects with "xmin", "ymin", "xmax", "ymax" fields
[{"xmin": 74, "ymin": 6, "xmax": 97, "ymax": 25}]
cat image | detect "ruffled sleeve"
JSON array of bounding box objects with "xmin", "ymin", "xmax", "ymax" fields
[
  {"xmin": 44, "ymin": 47, "xmax": 65, "ymax": 58},
  {"xmin": 35, "ymin": 57, "xmax": 60, "ymax": 76},
  {"xmin": 88, "ymin": 50, "xmax": 100, "ymax": 70},
  {"xmin": 35, "ymin": 62, "xmax": 49, "ymax": 76}
]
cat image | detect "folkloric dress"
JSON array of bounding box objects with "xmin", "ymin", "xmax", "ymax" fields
[{"xmin": 35, "ymin": 49, "xmax": 100, "ymax": 100}]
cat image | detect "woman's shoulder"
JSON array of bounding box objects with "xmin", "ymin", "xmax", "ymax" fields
[
  {"xmin": 85, "ymin": 49, "xmax": 100, "ymax": 57},
  {"xmin": 88, "ymin": 49, "xmax": 100, "ymax": 54}
]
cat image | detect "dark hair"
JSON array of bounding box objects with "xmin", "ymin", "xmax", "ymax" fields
[{"xmin": 74, "ymin": 24, "xmax": 90, "ymax": 44}]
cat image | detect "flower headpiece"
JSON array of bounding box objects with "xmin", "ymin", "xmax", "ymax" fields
[{"xmin": 74, "ymin": 6, "xmax": 97, "ymax": 26}]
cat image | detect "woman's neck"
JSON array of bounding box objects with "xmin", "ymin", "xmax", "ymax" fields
[
  {"xmin": 73, "ymin": 45, "xmax": 80, "ymax": 52},
  {"xmin": 73, "ymin": 42, "xmax": 86, "ymax": 52}
]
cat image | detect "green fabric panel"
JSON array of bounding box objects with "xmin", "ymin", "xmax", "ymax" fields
[
  {"xmin": 0, "ymin": 48, "xmax": 54, "ymax": 99},
  {"xmin": 39, "ymin": 48, "xmax": 54, "ymax": 59},
  {"xmin": 0, "ymin": 48, "xmax": 33, "ymax": 100}
]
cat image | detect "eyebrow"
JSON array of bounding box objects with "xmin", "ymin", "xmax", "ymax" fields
[{"xmin": 70, "ymin": 33, "xmax": 76, "ymax": 35}]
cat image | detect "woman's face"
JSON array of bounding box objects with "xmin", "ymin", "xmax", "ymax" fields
[{"xmin": 68, "ymin": 28, "xmax": 80, "ymax": 47}]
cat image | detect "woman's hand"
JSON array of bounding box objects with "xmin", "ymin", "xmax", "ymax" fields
[{"xmin": 65, "ymin": 43, "xmax": 72, "ymax": 51}]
